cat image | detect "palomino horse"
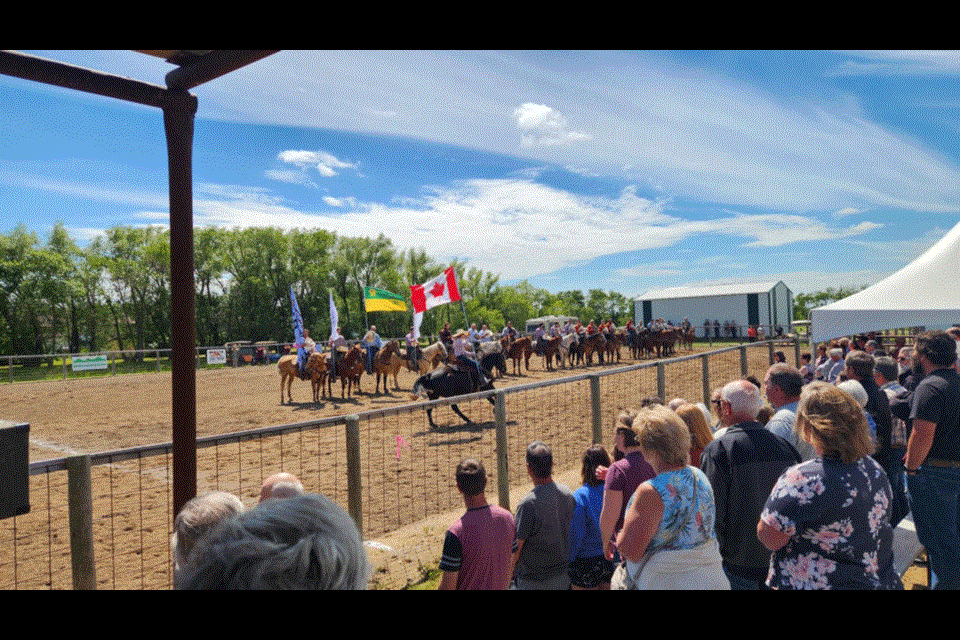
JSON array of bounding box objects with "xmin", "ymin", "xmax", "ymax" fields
[
  {"xmin": 409, "ymin": 341, "xmax": 447, "ymax": 375},
  {"xmin": 278, "ymin": 351, "xmax": 326, "ymax": 404},
  {"xmin": 372, "ymin": 340, "xmax": 404, "ymax": 394},
  {"xmin": 410, "ymin": 369, "xmax": 496, "ymax": 429}
]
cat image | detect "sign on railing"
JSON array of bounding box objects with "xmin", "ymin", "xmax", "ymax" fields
[
  {"xmin": 206, "ymin": 348, "xmax": 226, "ymax": 365},
  {"xmin": 71, "ymin": 355, "xmax": 108, "ymax": 372}
]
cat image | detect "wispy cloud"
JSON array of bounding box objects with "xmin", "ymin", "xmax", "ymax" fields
[{"xmin": 826, "ymin": 51, "xmax": 960, "ymax": 77}]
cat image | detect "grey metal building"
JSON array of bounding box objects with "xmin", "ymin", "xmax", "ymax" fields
[{"xmin": 634, "ymin": 281, "xmax": 793, "ymax": 338}]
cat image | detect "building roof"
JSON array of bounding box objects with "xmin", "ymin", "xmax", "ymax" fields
[{"xmin": 634, "ymin": 281, "xmax": 785, "ymax": 301}]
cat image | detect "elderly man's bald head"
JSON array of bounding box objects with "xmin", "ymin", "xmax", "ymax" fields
[
  {"xmin": 259, "ymin": 472, "xmax": 305, "ymax": 503},
  {"xmin": 721, "ymin": 379, "xmax": 764, "ymax": 423}
]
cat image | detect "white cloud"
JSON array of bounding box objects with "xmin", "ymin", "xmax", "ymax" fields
[
  {"xmin": 513, "ymin": 103, "xmax": 592, "ymax": 148},
  {"xmin": 322, "ymin": 196, "xmax": 357, "ymax": 208},
  {"xmin": 275, "ymin": 149, "xmax": 357, "ymax": 180}
]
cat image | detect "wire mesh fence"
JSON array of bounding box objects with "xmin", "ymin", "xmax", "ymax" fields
[{"xmin": 1, "ymin": 340, "xmax": 781, "ymax": 589}]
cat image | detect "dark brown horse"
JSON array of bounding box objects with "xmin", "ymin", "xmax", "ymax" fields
[
  {"xmin": 604, "ymin": 331, "xmax": 623, "ymax": 363},
  {"xmin": 328, "ymin": 344, "xmax": 364, "ymax": 398},
  {"xmin": 537, "ymin": 336, "xmax": 562, "ymax": 371}
]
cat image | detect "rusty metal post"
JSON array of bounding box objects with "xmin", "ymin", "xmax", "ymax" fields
[{"xmin": 164, "ymin": 89, "xmax": 199, "ymax": 518}]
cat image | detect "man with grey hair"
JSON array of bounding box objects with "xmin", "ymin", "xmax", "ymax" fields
[
  {"xmin": 171, "ymin": 491, "xmax": 245, "ymax": 573},
  {"xmin": 512, "ymin": 441, "xmax": 575, "ymax": 590},
  {"xmin": 763, "ymin": 363, "xmax": 815, "ymax": 461},
  {"xmin": 817, "ymin": 347, "xmax": 845, "ymax": 382},
  {"xmin": 175, "ymin": 493, "xmax": 369, "ymax": 590},
  {"xmin": 700, "ymin": 379, "xmax": 800, "ymax": 589},
  {"xmin": 259, "ymin": 472, "xmax": 304, "ymax": 503},
  {"xmin": 875, "ymin": 355, "xmax": 910, "ymax": 527}
]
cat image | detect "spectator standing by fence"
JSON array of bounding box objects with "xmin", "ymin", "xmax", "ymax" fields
[
  {"xmin": 512, "ymin": 441, "xmax": 576, "ymax": 590},
  {"xmin": 438, "ymin": 459, "xmax": 515, "ymax": 590},
  {"xmin": 568, "ymin": 445, "xmax": 614, "ymax": 590},
  {"xmin": 700, "ymin": 379, "xmax": 800, "ymax": 589},
  {"xmin": 598, "ymin": 409, "xmax": 656, "ymax": 566},
  {"xmin": 905, "ymin": 330, "xmax": 960, "ymax": 590},
  {"xmin": 757, "ymin": 382, "xmax": 902, "ymax": 590}
]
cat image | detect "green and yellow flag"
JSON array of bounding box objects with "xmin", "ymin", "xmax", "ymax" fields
[{"xmin": 364, "ymin": 287, "xmax": 407, "ymax": 312}]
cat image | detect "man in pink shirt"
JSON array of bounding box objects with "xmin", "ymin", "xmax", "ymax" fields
[{"xmin": 438, "ymin": 458, "xmax": 515, "ymax": 590}]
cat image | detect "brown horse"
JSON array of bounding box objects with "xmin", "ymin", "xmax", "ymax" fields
[
  {"xmin": 651, "ymin": 328, "xmax": 678, "ymax": 358},
  {"xmin": 278, "ymin": 351, "xmax": 326, "ymax": 404},
  {"xmin": 537, "ymin": 336, "xmax": 562, "ymax": 371},
  {"xmin": 372, "ymin": 340, "xmax": 404, "ymax": 394},
  {"xmin": 681, "ymin": 328, "xmax": 696, "ymax": 351},
  {"xmin": 506, "ymin": 336, "xmax": 532, "ymax": 375},
  {"xmin": 581, "ymin": 332, "xmax": 606, "ymax": 366},
  {"xmin": 328, "ymin": 344, "xmax": 364, "ymax": 398},
  {"xmin": 604, "ymin": 331, "xmax": 623, "ymax": 363}
]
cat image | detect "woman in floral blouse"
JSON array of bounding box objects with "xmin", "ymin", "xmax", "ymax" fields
[
  {"xmin": 613, "ymin": 405, "xmax": 728, "ymax": 589},
  {"xmin": 757, "ymin": 381, "xmax": 902, "ymax": 590}
]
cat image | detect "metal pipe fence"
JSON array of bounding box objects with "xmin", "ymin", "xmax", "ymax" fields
[{"xmin": 1, "ymin": 340, "xmax": 779, "ymax": 590}]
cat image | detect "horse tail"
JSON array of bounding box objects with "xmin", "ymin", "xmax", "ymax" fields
[{"xmin": 411, "ymin": 374, "xmax": 429, "ymax": 400}]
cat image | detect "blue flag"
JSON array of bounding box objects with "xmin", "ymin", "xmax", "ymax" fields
[{"xmin": 291, "ymin": 286, "xmax": 306, "ymax": 370}]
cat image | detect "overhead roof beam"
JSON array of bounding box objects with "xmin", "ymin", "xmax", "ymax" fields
[
  {"xmin": 164, "ymin": 50, "xmax": 279, "ymax": 90},
  {"xmin": 0, "ymin": 50, "xmax": 168, "ymax": 109}
]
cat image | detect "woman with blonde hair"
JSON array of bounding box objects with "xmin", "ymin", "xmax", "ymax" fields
[
  {"xmin": 757, "ymin": 381, "xmax": 902, "ymax": 589},
  {"xmin": 613, "ymin": 405, "xmax": 728, "ymax": 589},
  {"xmin": 674, "ymin": 403, "xmax": 713, "ymax": 469}
]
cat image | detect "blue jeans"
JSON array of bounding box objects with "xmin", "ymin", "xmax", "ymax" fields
[
  {"xmin": 881, "ymin": 453, "xmax": 908, "ymax": 528},
  {"xmin": 722, "ymin": 563, "xmax": 768, "ymax": 590},
  {"xmin": 906, "ymin": 465, "xmax": 960, "ymax": 590}
]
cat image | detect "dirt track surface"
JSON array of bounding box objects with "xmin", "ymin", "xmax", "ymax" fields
[{"xmin": 2, "ymin": 342, "xmax": 784, "ymax": 589}]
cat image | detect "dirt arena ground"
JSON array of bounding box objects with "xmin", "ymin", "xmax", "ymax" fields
[{"xmin": 0, "ymin": 341, "xmax": 927, "ymax": 589}]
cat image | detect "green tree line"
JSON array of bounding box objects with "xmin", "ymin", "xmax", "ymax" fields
[{"xmin": 0, "ymin": 223, "xmax": 636, "ymax": 357}]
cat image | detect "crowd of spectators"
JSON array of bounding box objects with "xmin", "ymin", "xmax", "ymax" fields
[{"xmin": 168, "ymin": 328, "xmax": 958, "ymax": 590}]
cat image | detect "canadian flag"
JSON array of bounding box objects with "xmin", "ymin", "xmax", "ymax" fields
[
  {"xmin": 410, "ymin": 267, "xmax": 461, "ymax": 340},
  {"xmin": 410, "ymin": 266, "xmax": 461, "ymax": 313}
]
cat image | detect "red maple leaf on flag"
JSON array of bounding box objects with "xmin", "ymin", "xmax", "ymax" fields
[{"xmin": 430, "ymin": 281, "xmax": 445, "ymax": 298}]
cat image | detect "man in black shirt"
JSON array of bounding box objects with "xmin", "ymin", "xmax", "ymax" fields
[
  {"xmin": 906, "ymin": 331, "xmax": 960, "ymax": 590},
  {"xmin": 701, "ymin": 379, "xmax": 800, "ymax": 589}
]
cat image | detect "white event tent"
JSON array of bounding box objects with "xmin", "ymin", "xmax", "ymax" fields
[{"xmin": 809, "ymin": 220, "xmax": 960, "ymax": 344}]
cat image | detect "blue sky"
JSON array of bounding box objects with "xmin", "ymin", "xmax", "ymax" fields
[{"xmin": 2, "ymin": 50, "xmax": 959, "ymax": 298}]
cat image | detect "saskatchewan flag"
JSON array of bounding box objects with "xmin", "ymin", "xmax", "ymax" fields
[{"xmin": 364, "ymin": 287, "xmax": 407, "ymax": 312}]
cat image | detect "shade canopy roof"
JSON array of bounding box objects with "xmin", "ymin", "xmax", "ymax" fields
[{"xmin": 809, "ymin": 220, "xmax": 960, "ymax": 343}]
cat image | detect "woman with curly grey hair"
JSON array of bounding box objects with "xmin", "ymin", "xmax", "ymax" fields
[{"xmin": 175, "ymin": 494, "xmax": 368, "ymax": 590}]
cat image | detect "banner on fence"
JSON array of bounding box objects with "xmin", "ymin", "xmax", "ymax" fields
[
  {"xmin": 206, "ymin": 348, "xmax": 226, "ymax": 365},
  {"xmin": 72, "ymin": 355, "xmax": 108, "ymax": 371}
]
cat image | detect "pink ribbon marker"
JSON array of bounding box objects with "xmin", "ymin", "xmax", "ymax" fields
[{"xmin": 396, "ymin": 434, "xmax": 409, "ymax": 459}]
